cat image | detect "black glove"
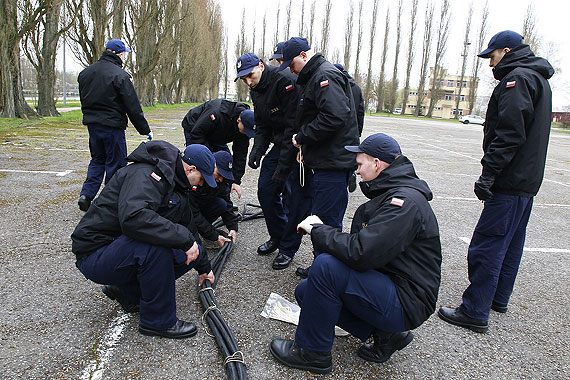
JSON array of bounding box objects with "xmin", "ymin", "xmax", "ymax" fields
[
  {"xmin": 272, "ymin": 167, "xmax": 290, "ymax": 185},
  {"xmin": 474, "ymin": 174, "xmax": 495, "ymax": 201},
  {"xmin": 248, "ymin": 150, "xmax": 262, "ymax": 169}
]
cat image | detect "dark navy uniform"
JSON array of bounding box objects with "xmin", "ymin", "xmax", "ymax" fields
[
  {"xmin": 249, "ymin": 63, "xmax": 307, "ymax": 256},
  {"xmin": 460, "ymin": 44, "xmax": 554, "ymax": 321},
  {"xmin": 294, "ymin": 53, "xmax": 359, "ymax": 231},
  {"xmin": 295, "ymin": 156, "xmax": 441, "ymax": 351},
  {"xmin": 78, "ymin": 51, "xmax": 150, "ymax": 200},
  {"xmin": 72, "ymin": 141, "xmax": 211, "ymax": 330},
  {"xmin": 182, "ymin": 99, "xmax": 250, "ymax": 185}
]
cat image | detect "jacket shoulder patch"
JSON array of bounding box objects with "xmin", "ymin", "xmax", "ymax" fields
[
  {"xmin": 390, "ymin": 197, "xmax": 404, "ymax": 207},
  {"xmin": 210, "ymin": 114, "xmax": 216, "ymax": 121},
  {"xmin": 320, "ymin": 80, "xmax": 329, "ymax": 87},
  {"xmin": 506, "ymin": 81, "xmax": 516, "ymax": 88},
  {"xmin": 150, "ymin": 172, "xmax": 161, "ymax": 182},
  {"xmin": 285, "ymin": 84, "xmax": 294, "ymax": 92}
]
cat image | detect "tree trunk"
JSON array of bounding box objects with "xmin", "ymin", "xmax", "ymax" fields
[{"xmin": 0, "ymin": 0, "xmax": 37, "ymax": 118}]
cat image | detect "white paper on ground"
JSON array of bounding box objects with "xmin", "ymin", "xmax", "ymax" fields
[{"xmin": 261, "ymin": 292, "xmax": 350, "ymax": 337}]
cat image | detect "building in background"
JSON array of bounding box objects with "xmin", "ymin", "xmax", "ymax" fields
[{"xmin": 405, "ymin": 67, "xmax": 479, "ymax": 119}]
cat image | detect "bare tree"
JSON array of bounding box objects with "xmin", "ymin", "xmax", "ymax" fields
[
  {"xmin": 363, "ymin": 0, "xmax": 379, "ymax": 110},
  {"xmin": 252, "ymin": 11, "xmax": 257, "ymax": 53},
  {"xmin": 22, "ymin": 0, "xmax": 76, "ymax": 116},
  {"xmin": 353, "ymin": 0, "xmax": 364, "ymax": 83},
  {"xmin": 453, "ymin": 2, "xmax": 473, "ymax": 119},
  {"xmin": 111, "ymin": 0, "xmax": 125, "ymax": 37},
  {"xmin": 426, "ymin": 0, "xmax": 451, "ymax": 118},
  {"xmin": 299, "ymin": 0, "xmax": 305, "ymax": 37},
  {"xmin": 320, "ymin": 0, "xmax": 332, "ymax": 57},
  {"xmin": 468, "ymin": 1, "xmax": 488, "ymax": 114},
  {"xmin": 415, "ymin": 1, "xmax": 434, "ymax": 116},
  {"xmin": 274, "ymin": 2, "xmax": 280, "ymax": 46},
  {"xmin": 285, "ymin": 0, "xmax": 292, "ymax": 39},
  {"xmin": 522, "ymin": 4, "xmax": 540, "ymax": 54},
  {"xmin": 260, "ymin": 10, "xmax": 267, "ymax": 59},
  {"xmin": 1, "ymin": 0, "xmax": 50, "ymax": 118},
  {"xmin": 387, "ymin": 0, "xmax": 403, "ymax": 112},
  {"xmin": 401, "ymin": 0, "xmax": 418, "ymax": 114},
  {"xmin": 343, "ymin": 0, "xmax": 354, "ymax": 71},
  {"xmin": 236, "ymin": 8, "xmax": 249, "ymax": 101},
  {"xmin": 375, "ymin": 7, "xmax": 390, "ymax": 113},
  {"xmin": 308, "ymin": 0, "xmax": 316, "ymax": 46},
  {"xmin": 223, "ymin": 28, "xmax": 229, "ymax": 98}
]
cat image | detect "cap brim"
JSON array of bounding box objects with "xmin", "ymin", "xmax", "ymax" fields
[
  {"xmin": 344, "ymin": 145, "xmax": 363, "ymax": 153},
  {"xmin": 203, "ymin": 173, "xmax": 217, "ymax": 188},
  {"xmin": 125, "ymin": 47, "xmax": 131, "ymax": 53},
  {"xmin": 234, "ymin": 67, "xmax": 255, "ymax": 82},
  {"xmin": 218, "ymin": 168, "xmax": 234, "ymax": 181},
  {"xmin": 477, "ymin": 47, "xmax": 493, "ymax": 58},
  {"xmin": 278, "ymin": 59, "xmax": 292, "ymax": 71},
  {"xmin": 244, "ymin": 127, "xmax": 255, "ymax": 138},
  {"xmin": 269, "ymin": 53, "xmax": 283, "ymax": 60}
]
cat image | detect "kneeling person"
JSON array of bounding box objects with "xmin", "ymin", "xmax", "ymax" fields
[
  {"xmin": 72, "ymin": 142, "xmax": 216, "ymax": 339},
  {"xmin": 270, "ymin": 133, "xmax": 442, "ymax": 374}
]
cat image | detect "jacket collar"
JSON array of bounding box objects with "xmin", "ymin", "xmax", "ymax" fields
[
  {"xmin": 99, "ymin": 50, "xmax": 124, "ymax": 68},
  {"xmin": 297, "ymin": 53, "xmax": 325, "ymax": 85},
  {"xmin": 252, "ymin": 61, "xmax": 273, "ymax": 92}
]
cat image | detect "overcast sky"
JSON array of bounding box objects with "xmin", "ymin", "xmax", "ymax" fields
[{"xmin": 58, "ymin": 0, "xmax": 570, "ymax": 110}]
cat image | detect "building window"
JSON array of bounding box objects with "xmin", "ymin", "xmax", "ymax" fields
[
  {"xmin": 463, "ymin": 81, "xmax": 468, "ymax": 87},
  {"xmin": 457, "ymin": 81, "xmax": 461, "ymax": 87},
  {"xmin": 435, "ymin": 107, "xmax": 441, "ymax": 110},
  {"xmin": 447, "ymin": 80, "xmax": 454, "ymax": 87},
  {"xmin": 460, "ymin": 94, "xmax": 465, "ymax": 101},
  {"xmin": 458, "ymin": 109, "xmax": 464, "ymax": 116},
  {"xmin": 445, "ymin": 94, "xmax": 452, "ymax": 101}
]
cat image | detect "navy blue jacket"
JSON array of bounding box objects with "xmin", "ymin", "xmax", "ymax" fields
[
  {"xmin": 181, "ymin": 99, "xmax": 250, "ymax": 184},
  {"xmin": 483, "ymin": 44, "xmax": 554, "ymax": 196},
  {"xmin": 71, "ymin": 140, "xmax": 211, "ymax": 275},
  {"xmin": 78, "ymin": 51, "xmax": 150, "ymax": 135},
  {"xmin": 294, "ymin": 54, "xmax": 359, "ymax": 170},
  {"xmin": 310, "ymin": 156, "xmax": 442, "ymax": 330}
]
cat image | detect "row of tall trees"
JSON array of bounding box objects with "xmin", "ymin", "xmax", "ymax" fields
[{"xmin": 1, "ymin": 0, "xmax": 223, "ymax": 119}]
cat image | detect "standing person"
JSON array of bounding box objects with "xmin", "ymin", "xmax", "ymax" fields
[
  {"xmin": 270, "ymin": 134, "xmax": 442, "ymax": 374},
  {"xmin": 334, "ymin": 63, "xmax": 365, "ymax": 193},
  {"xmin": 235, "ymin": 52, "xmax": 307, "ymax": 270},
  {"xmin": 181, "ymin": 99, "xmax": 254, "ymax": 199},
  {"xmin": 438, "ymin": 31, "xmax": 554, "ymax": 333},
  {"xmin": 72, "ymin": 141, "xmax": 216, "ymax": 339},
  {"xmin": 279, "ymin": 37, "xmax": 360, "ymax": 278},
  {"xmin": 77, "ymin": 39, "xmax": 152, "ymax": 212}
]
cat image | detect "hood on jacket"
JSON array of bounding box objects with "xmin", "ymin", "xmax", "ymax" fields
[
  {"xmin": 493, "ymin": 44, "xmax": 555, "ymax": 81},
  {"xmin": 221, "ymin": 100, "xmax": 250, "ymax": 122},
  {"xmin": 127, "ymin": 140, "xmax": 181, "ymax": 187},
  {"xmin": 99, "ymin": 50, "xmax": 124, "ymax": 68},
  {"xmin": 360, "ymin": 155, "xmax": 433, "ymax": 201}
]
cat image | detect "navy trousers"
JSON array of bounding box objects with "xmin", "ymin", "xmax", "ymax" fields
[
  {"xmin": 460, "ymin": 193, "xmax": 533, "ymax": 321},
  {"xmin": 258, "ymin": 145, "xmax": 289, "ymax": 242},
  {"xmin": 295, "ymin": 254, "xmax": 406, "ymax": 352},
  {"xmin": 199, "ymin": 197, "xmax": 228, "ymax": 224},
  {"xmin": 311, "ymin": 169, "xmax": 350, "ymax": 230},
  {"xmin": 79, "ymin": 235, "xmax": 204, "ymax": 330},
  {"xmin": 81, "ymin": 125, "xmax": 127, "ymax": 199},
  {"xmin": 279, "ymin": 164, "xmax": 313, "ymax": 258}
]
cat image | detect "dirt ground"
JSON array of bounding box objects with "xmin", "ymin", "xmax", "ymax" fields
[{"xmin": 0, "ymin": 109, "xmax": 568, "ymax": 379}]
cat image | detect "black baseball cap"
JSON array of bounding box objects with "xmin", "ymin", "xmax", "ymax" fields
[
  {"xmin": 478, "ymin": 30, "xmax": 523, "ymax": 58},
  {"xmin": 270, "ymin": 42, "xmax": 286, "ymax": 60},
  {"xmin": 345, "ymin": 133, "xmax": 402, "ymax": 163},
  {"xmin": 235, "ymin": 53, "xmax": 261, "ymax": 81},
  {"xmin": 278, "ymin": 37, "xmax": 311, "ymax": 71},
  {"xmin": 181, "ymin": 144, "xmax": 217, "ymax": 187},
  {"xmin": 214, "ymin": 151, "xmax": 234, "ymax": 181}
]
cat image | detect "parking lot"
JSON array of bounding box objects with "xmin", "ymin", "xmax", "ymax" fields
[{"xmin": 0, "ymin": 109, "xmax": 568, "ymax": 379}]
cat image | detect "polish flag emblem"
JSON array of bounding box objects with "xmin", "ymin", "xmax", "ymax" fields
[
  {"xmin": 506, "ymin": 81, "xmax": 516, "ymax": 88},
  {"xmin": 285, "ymin": 84, "xmax": 294, "ymax": 91},
  {"xmin": 210, "ymin": 114, "xmax": 216, "ymax": 121},
  {"xmin": 150, "ymin": 172, "xmax": 161, "ymax": 182},
  {"xmin": 320, "ymin": 80, "xmax": 329, "ymax": 87},
  {"xmin": 390, "ymin": 197, "xmax": 404, "ymax": 207}
]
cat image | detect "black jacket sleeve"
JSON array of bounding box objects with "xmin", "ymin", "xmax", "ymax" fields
[
  {"xmin": 481, "ymin": 72, "xmax": 534, "ymax": 177},
  {"xmin": 276, "ymin": 81, "xmax": 301, "ymax": 175},
  {"xmin": 188, "ymin": 190, "xmax": 219, "ymax": 241},
  {"xmin": 188, "ymin": 112, "xmax": 218, "ymax": 146},
  {"xmin": 118, "ymin": 75, "xmax": 150, "ymax": 135},
  {"xmin": 295, "ymin": 75, "xmax": 351, "ymax": 145},
  {"xmin": 310, "ymin": 195, "xmax": 422, "ymax": 272},
  {"xmin": 231, "ymin": 134, "xmax": 249, "ymax": 184},
  {"xmin": 117, "ymin": 167, "xmax": 195, "ymax": 252}
]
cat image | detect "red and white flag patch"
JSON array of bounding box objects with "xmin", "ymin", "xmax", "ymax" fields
[
  {"xmin": 210, "ymin": 114, "xmax": 216, "ymax": 121},
  {"xmin": 285, "ymin": 84, "xmax": 294, "ymax": 92},
  {"xmin": 320, "ymin": 80, "xmax": 329, "ymax": 87},
  {"xmin": 506, "ymin": 81, "xmax": 516, "ymax": 88},
  {"xmin": 150, "ymin": 172, "xmax": 161, "ymax": 182},
  {"xmin": 390, "ymin": 197, "xmax": 404, "ymax": 207}
]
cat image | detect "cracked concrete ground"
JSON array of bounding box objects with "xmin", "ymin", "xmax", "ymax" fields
[{"xmin": 0, "ymin": 109, "xmax": 569, "ymax": 379}]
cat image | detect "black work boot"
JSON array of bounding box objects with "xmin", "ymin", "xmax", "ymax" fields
[
  {"xmin": 295, "ymin": 266, "xmax": 311, "ymax": 279},
  {"xmin": 357, "ymin": 330, "xmax": 414, "ymax": 363},
  {"xmin": 102, "ymin": 285, "xmax": 139, "ymax": 313},
  {"xmin": 270, "ymin": 339, "xmax": 332, "ymax": 374},
  {"xmin": 257, "ymin": 239, "xmax": 279, "ymax": 255},
  {"xmin": 78, "ymin": 195, "xmax": 92, "ymax": 212}
]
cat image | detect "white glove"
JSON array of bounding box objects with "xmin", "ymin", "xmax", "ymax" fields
[
  {"xmin": 147, "ymin": 131, "xmax": 153, "ymax": 141},
  {"xmin": 297, "ymin": 215, "xmax": 323, "ymax": 234}
]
